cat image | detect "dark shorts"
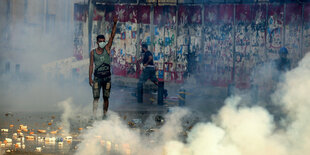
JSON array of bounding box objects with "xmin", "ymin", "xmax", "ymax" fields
[{"xmin": 92, "ymin": 76, "xmax": 111, "ymax": 99}]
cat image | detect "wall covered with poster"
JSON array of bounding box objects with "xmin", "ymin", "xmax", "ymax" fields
[
  {"xmin": 74, "ymin": 2, "xmax": 310, "ymax": 88},
  {"xmin": 203, "ymin": 4, "xmax": 234, "ymax": 87}
]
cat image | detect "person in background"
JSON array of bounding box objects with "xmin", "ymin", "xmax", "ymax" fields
[
  {"xmin": 137, "ymin": 43, "xmax": 158, "ymax": 103},
  {"xmin": 275, "ymin": 47, "xmax": 291, "ymax": 72}
]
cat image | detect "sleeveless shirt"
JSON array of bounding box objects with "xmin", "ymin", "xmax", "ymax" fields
[{"xmin": 93, "ymin": 48, "xmax": 110, "ymax": 72}]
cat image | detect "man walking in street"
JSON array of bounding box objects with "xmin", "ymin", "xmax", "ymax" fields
[
  {"xmin": 89, "ymin": 17, "xmax": 118, "ymax": 120},
  {"xmin": 137, "ymin": 43, "xmax": 158, "ymax": 103}
]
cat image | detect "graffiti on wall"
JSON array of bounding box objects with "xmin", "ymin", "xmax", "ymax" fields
[
  {"xmin": 303, "ymin": 3, "xmax": 310, "ymax": 56},
  {"xmin": 285, "ymin": 3, "xmax": 302, "ymax": 66},
  {"xmin": 75, "ymin": 3, "xmax": 310, "ymax": 87},
  {"xmin": 73, "ymin": 4, "xmax": 88, "ymax": 60},
  {"xmin": 100, "ymin": 5, "xmax": 142, "ymax": 78},
  {"xmin": 266, "ymin": 4, "xmax": 284, "ymax": 60},
  {"xmin": 177, "ymin": 5, "xmax": 202, "ymax": 83},
  {"xmin": 234, "ymin": 4, "xmax": 268, "ymax": 88},
  {"xmin": 154, "ymin": 6, "xmax": 176, "ymax": 81},
  {"xmin": 203, "ymin": 4, "xmax": 233, "ymax": 87},
  {"xmin": 234, "ymin": 4, "xmax": 252, "ymax": 88}
]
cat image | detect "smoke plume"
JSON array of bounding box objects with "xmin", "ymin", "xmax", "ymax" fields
[{"xmin": 76, "ymin": 53, "xmax": 310, "ymax": 155}]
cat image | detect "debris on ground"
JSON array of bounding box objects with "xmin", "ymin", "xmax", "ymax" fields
[
  {"xmin": 37, "ymin": 129, "xmax": 46, "ymax": 134},
  {"xmin": 35, "ymin": 147, "xmax": 42, "ymax": 152},
  {"xmin": 1, "ymin": 129, "xmax": 8, "ymax": 133},
  {"xmin": 50, "ymin": 130, "xmax": 58, "ymax": 134},
  {"xmin": 5, "ymin": 112, "xmax": 13, "ymax": 117}
]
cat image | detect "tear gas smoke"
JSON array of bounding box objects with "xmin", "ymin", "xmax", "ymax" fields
[
  {"xmin": 58, "ymin": 97, "xmax": 73, "ymax": 136},
  {"xmin": 76, "ymin": 108, "xmax": 188, "ymax": 155},
  {"xmin": 0, "ymin": 0, "xmax": 92, "ymax": 112},
  {"xmin": 75, "ymin": 53, "xmax": 310, "ymax": 155},
  {"xmin": 0, "ymin": 19, "xmax": 91, "ymax": 112}
]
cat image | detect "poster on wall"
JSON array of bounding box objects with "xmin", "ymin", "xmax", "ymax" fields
[
  {"xmin": 154, "ymin": 6, "xmax": 177, "ymax": 26},
  {"xmin": 249, "ymin": 4, "xmax": 268, "ymax": 90},
  {"xmin": 204, "ymin": 5, "xmax": 219, "ymax": 24},
  {"xmin": 105, "ymin": 5, "xmax": 115, "ymax": 22},
  {"xmin": 234, "ymin": 4, "xmax": 252, "ymax": 89},
  {"xmin": 304, "ymin": 3, "xmax": 310, "ymax": 56},
  {"xmin": 115, "ymin": 5, "xmax": 128, "ymax": 22},
  {"xmin": 266, "ymin": 3, "xmax": 284, "ymax": 59},
  {"xmin": 138, "ymin": 5, "xmax": 150, "ymax": 24},
  {"xmin": 128, "ymin": 5, "xmax": 138, "ymax": 23},
  {"xmin": 154, "ymin": 6, "xmax": 177, "ymax": 82},
  {"xmin": 154, "ymin": 6, "xmax": 165, "ymax": 26},
  {"xmin": 189, "ymin": 6, "xmax": 202, "ymax": 24},
  {"xmin": 93, "ymin": 9, "xmax": 103, "ymax": 21},
  {"xmin": 219, "ymin": 4, "xmax": 233, "ymax": 23},
  {"xmin": 178, "ymin": 5, "xmax": 189, "ymax": 26},
  {"xmin": 285, "ymin": 3, "xmax": 302, "ymax": 66},
  {"xmin": 203, "ymin": 4, "xmax": 233, "ymax": 87},
  {"xmin": 74, "ymin": 4, "xmax": 87, "ymax": 22}
]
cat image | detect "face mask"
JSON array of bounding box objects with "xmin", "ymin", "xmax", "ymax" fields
[{"xmin": 99, "ymin": 42, "xmax": 107, "ymax": 48}]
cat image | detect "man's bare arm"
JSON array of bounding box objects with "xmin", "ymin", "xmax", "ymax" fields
[
  {"xmin": 89, "ymin": 50, "xmax": 94, "ymax": 86},
  {"xmin": 106, "ymin": 17, "xmax": 118, "ymax": 54}
]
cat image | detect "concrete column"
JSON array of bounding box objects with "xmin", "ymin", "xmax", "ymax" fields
[
  {"xmin": 88, "ymin": 0, "xmax": 94, "ymax": 52},
  {"xmin": 264, "ymin": 3, "xmax": 268, "ymax": 60},
  {"xmin": 150, "ymin": 5, "xmax": 154, "ymax": 53},
  {"xmin": 232, "ymin": 4, "xmax": 236, "ymax": 84},
  {"xmin": 201, "ymin": 4, "xmax": 204, "ymax": 55},
  {"xmin": 158, "ymin": 81, "xmax": 164, "ymax": 105},
  {"xmin": 283, "ymin": 3, "xmax": 286, "ymax": 47},
  {"xmin": 175, "ymin": 5, "xmax": 178, "ymax": 63},
  {"xmin": 301, "ymin": 3, "xmax": 304, "ymax": 58}
]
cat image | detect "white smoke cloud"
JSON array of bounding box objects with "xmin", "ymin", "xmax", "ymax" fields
[
  {"xmin": 58, "ymin": 97, "xmax": 74, "ymax": 136},
  {"xmin": 0, "ymin": 1, "xmax": 90, "ymax": 113},
  {"xmin": 75, "ymin": 112, "xmax": 144, "ymax": 155},
  {"xmin": 272, "ymin": 52, "xmax": 310, "ymax": 155},
  {"xmin": 186, "ymin": 123, "xmax": 240, "ymax": 155},
  {"xmin": 76, "ymin": 108, "xmax": 189, "ymax": 155},
  {"xmin": 75, "ymin": 52, "xmax": 310, "ymax": 155},
  {"xmin": 216, "ymin": 96, "xmax": 287, "ymax": 155},
  {"xmin": 159, "ymin": 108, "xmax": 189, "ymax": 142}
]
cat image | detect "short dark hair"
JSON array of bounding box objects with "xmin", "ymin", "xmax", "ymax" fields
[
  {"xmin": 141, "ymin": 43, "xmax": 148, "ymax": 49},
  {"xmin": 96, "ymin": 35, "xmax": 105, "ymax": 42}
]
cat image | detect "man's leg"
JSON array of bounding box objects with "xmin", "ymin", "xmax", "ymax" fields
[
  {"xmin": 149, "ymin": 68, "xmax": 158, "ymax": 86},
  {"xmin": 93, "ymin": 98, "xmax": 99, "ymax": 119},
  {"xmin": 137, "ymin": 80, "xmax": 143, "ymax": 103},
  {"xmin": 92, "ymin": 79, "xmax": 101, "ymax": 120},
  {"xmin": 137, "ymin": 70, "xmax": 148, "ymax": 103},
  {"xmin": 102, "ymin": 81, "xmax": 111, "ymax": 119},
  {"xmin": 103, "ymin": 97, "xmax": 109, "ymax": 117}
]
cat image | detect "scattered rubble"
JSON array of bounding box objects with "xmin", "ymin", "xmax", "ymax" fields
[
  {"xmin": 50, "ymin": 130, "xmax": 58, "ymax": 134},
  {"xmin": 1, "ymin": 129, "xmax": 8, "ymax": 133},
  {"xmin": 25, "ymin": 136, "xmax": 34, "ymax": 140},
  {"xmin": 64, "ymin": 136, "xmax": 72, "ymax": 142},
  {"xmin": 35, "ymin": 147, "xmax": 42, "ymax": 152},
  {"xmin": 5, "ymin": 112, "xmax": 13, "ymax": 117},
  {"xmin": 37, "ymin": 129, "xmax": 46, "ymax": 134}
]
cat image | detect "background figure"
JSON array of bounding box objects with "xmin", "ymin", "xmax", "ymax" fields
[
  {"xmin": 272, "ymin": 46, "xmax": 291, "ymax": 84},
  {"xmin": 275, "ymin": 47, "xmax": 291, "ymax": 72},
  {"xmin": 89, "ymin": 17, "xmax": 118, "ymax": 120},
  {"xmin": 137, "ymin": 43, "xmax": 158, "ymax": 103}
]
